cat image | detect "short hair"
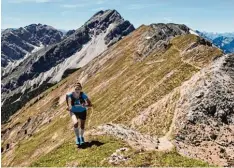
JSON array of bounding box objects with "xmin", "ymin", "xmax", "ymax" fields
[{"xmin": 74, "ymin": 82, "xmax": 82, "ymax": 89}]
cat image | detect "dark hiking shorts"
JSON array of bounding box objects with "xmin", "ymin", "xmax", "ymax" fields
[{"xmin": 72, "ymin": 110, "xmax": 87, "ymax": 120}]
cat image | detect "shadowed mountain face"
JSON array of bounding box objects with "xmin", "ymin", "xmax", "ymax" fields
[
  {"xmin": 212, "ymin": 36, "xmax": 234, "ymax": 53},
  {"xmin": 1, "ymin": 24, "xmax": 63, "ymax": 67},
  {"xmin": 196, "ymin": 31, "xmax": 234, "ymax": 53},
  {"xmin": 2, "ymin": 20, "xmax": 232, "ymax": 167},
  {"xmin": 1, "ymin": 10, "xmax": 135, "ymax": 123}
]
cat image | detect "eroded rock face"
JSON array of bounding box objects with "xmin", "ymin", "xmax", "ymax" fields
[
  {"xmin": 134, "ymin": 23, "xmax": 190, "ymax": 61},
  {"xmin": 174, "ymin": 54, "xmax": 234, "ymax": 166}
]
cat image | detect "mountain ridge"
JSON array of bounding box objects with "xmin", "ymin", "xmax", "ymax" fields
[
  {"xmin": 1, "ymin": 9, "xmax": 135, "ymax": 123},
  {"xmin": 2, "ymin": 21, "xmax": 231, "ymax": 166},
  {"xmin": 2, "ymin": 9, "xmax": 234, "ymax": 167}
]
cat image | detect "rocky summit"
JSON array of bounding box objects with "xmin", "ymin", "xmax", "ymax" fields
[
  {"xmin": 1, "ymin": 10, "xmax": 135, "ymax": 123},
  {"xmin": 2, "ymin": 15, "xmax": 232, "ymax": 167}
]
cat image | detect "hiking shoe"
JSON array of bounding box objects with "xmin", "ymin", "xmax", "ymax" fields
[
  {"xmin": 80, "ymin": 136, "xmax": 85, "ymax": 144},
  {"xmin": 76, "ymin": 137, "xmax": 81, "ymax": 145}
]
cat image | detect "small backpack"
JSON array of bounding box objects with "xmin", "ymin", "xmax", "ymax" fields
[{"xmin": 66, "ymin": 92, "xmax": 85, "ymax": 106}]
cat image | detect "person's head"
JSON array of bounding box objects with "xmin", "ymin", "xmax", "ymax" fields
[{"xmin": 74, "ymin": 82, "xmax": 82, "ymax": 94}]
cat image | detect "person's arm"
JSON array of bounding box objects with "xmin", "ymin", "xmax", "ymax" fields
[
  {"xmin": 66, "ymin": 94, "xmax": 72, "ymax": 111},
  {"xmin": 86, "ymin": 98, "xmax": 92, "ymax": 107},
  {"xmin": 82, "ymin": 93, "xmax": 92, "ymax": 107}
]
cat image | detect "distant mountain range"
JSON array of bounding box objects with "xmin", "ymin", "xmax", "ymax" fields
[
  {"xmin": 1, "ymin": 24, "xmax": 63, "ymax": 67},
  {"xmin": 3, "ymin": 27, "xmax": 233, "ymax": 57},
  {"xmin": 3, "ymin": 17, "xmax": 234, "ymax": 122},
  {"xmin": 196, "ymin": 31, "xmax": 234, "ymax": 53}
]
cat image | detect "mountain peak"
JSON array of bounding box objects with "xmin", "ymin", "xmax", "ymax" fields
[
  {"xmin": 93, "ymin": 9, "xmax": 119, "ymax": 16},
  {"xmin": 85, "ymin": 9, "xmax": 124, "ymax": 30},
  {"xmin": 1, "ymin": 10, "xmax": 135, "ymax": 121},
  {"xmin": 92, "ymin": 9, "xmax": 118, "ymax": 17},
  {"xmin": 24, "ymin": 23, "xmax": 58, "ymax": 31},
  {"xmin": 150, "ymin": 23, "xmax": 190, "ymax": 34}
]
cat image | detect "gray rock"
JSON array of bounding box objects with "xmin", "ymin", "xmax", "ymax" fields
[
  {"xmin": 175, "ymin": 54, "xmax": 234, "ymax": 166},
  {"xmin": 133, "ymin": 23, "xmax": 191, "ymax": 62}
]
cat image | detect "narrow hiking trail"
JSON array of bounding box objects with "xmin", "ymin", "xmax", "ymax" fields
[
  {"xmin": 89, "ymin": 123, "xmax": 174, "ymax": 152},
  {"xmin": 87, "ymin": 107, "xmax": 94, "ymax": 127}
]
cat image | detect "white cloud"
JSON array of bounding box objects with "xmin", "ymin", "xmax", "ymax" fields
[
  {"xmin": 60, "ymin": 1, "xmax": 91, "ymax": 8},
  {"xmin": 8, "ymin": 0, "xmax": 52, "ymax": 3},
  {"xmin": 61, "ymin": 11, "xmax": 71, "ymax": 16},
  {"xmin": 96, "ymin": 0, "xmax": 106, "ymax": 5},
  {"xmin": 127, "ymin": 4, "xmax": 151, "ymax": 10},
  {"xmin": 60, "ymin": 4, "xmax": 86, "ymax": 8},
  {"xmin": 60, "ymin": 0, "xmax": 105, "ymax": 9},
  {"xmin": 3, "ymin": 16, "xmax": 21, "ymax": 21},
  {"xmin": 127, "ymin": 3, "xmax": 161, "ymax": 10},
  {"xmin": 91, "ymin": 7, "xmax": 105, "ymax": 12},
  {"xmin": 162, "ymin": 17, "xmax": 173, "ymax": 23}
]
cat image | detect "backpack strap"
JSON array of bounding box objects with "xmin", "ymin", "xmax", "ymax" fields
[
  {"xmin": 68, "ymin": 92, "xmax": 85, "ymax": 106},
  {"xmin": 79, "ymin": 92, "xmax": 85, "ymax": 104}
]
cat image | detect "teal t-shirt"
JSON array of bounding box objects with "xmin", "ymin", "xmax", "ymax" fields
[{"xmin": 67, "ymin": 92, "xmax": 88, "ymax": 112}]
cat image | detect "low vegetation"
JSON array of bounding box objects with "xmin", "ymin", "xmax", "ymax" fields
[
  {"xmin": 1, "ymin": 26, "xmax": 221, "ymax": 167},
  {"xmin": 31, "ymin": 135, "xmax": 210, "ymax": 167}
]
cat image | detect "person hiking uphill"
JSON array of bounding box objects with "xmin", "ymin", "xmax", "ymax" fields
[{"xmin": 66, "ymin": 82, "xmax": 92, "ymax": 147}]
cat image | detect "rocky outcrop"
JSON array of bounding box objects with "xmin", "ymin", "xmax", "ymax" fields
[
  {"xmin": 64, "ymin": 29, "xmax": 75, "ymax": 37},
  {"xmin": 107, "ymin": 147, "xmax": 130, "ymax": 165},
  {"xmin": 174, "ymin": 54, "xmax": 234, "ymax": 166},
  {"xmin": 91, "ymin": 124, "xmax": 160, "ymax": 151},
  {"xmin": 134, "ymin": 23, "xmax": 190, "ymax": 61}
]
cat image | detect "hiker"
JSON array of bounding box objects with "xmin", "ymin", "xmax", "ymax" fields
[{"xmin": 66, "ymin": 82, "xmax": 92, "ymax": 147}]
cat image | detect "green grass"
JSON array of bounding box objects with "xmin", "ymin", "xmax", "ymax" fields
[
  {"xmin": 8, "ymin": 114, "xmax": 71, "ymax": 166},
  {"xmin": 30, "ymin": 135, "xmax": 210, "ymax": 167},
  {"xmin": 82, "ymin": 36, "xmax": 200, "ymax": 135},
  {"xmin": 122, "ymin": 149, "xmax": 211, "ymax": 167},
  {"xmin": 30, "ymin": 136, "xmax": 125, "ymax": 167},
  {"xmin": 2, "ymin": 27, "xmax": 222, "ymax": 167}
]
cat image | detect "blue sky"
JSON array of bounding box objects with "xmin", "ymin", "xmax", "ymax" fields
[{"xmin": 1, "ymin": 0, "xmax": 234, "ymax": 32}]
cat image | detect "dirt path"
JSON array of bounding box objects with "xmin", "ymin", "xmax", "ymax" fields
[{"xmin": 90, "ymin": 123, "xmax": 174, "ymax": 151}]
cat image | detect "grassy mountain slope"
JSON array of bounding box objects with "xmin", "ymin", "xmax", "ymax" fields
[{"xmin": 1, "ymin": 24, "xmax": 222, "ymax": 166}]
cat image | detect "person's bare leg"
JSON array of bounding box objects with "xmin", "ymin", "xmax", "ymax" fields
[
  {"xmin": 70, "ymin": 112, "xmax": 80, "ymax": 144},
  {"xmin": 80, "ymin": 119, "xmax": 86, "ymax": 143}
]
